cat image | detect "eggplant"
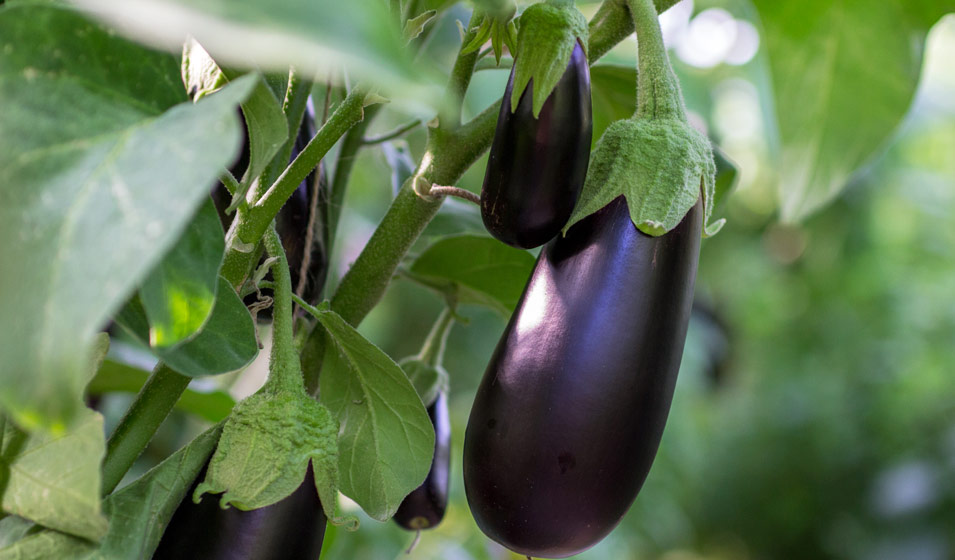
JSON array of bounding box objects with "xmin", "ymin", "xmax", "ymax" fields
[
  {"xmin": 393, "ymin": 392, "xmax": 452, "ymax": 531},
  {"xmin": 463, "ymin": 196, "xmax": 703, "ymax": 558},
  {"xmin": 153, "ymin": 463, "xmax": 327, "ymax": 560},
  {"xmin": 480, "ymin": 42, "xmax": 592, "ymax": 250}
]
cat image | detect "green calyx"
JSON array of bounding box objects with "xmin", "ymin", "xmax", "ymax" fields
[
  {"xmin": 461, "ymin": 3, "xmax": 518, "ymax": 65},
  {"xmin": 193, "ymin": 386, "xmax": 358, "ymax": 530},
  {"xmin": 563, "ymin": 118, "xmax": 724, "ymax": 236},
  {"xmin": 563, "ymin": 0, "xmax": 725, "ymax": 237},
  {"xmin": 510, "ymin": 0, "xmax": 588, "ymax": 117}
]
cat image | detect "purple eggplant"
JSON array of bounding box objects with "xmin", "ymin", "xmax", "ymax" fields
[
  {"xmin": 480, "ymin": 42, "xmax": 592, "ymax": 249},
  {"xmin": 393, "ymin": 392, "xmax": 452, "ymax": 531},
  {"xmin": 463, "ymin": 196, "xmax": 703, "ymax": 558}
]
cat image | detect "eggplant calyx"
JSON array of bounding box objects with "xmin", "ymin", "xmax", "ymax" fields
[
  {"xmin": 510, "ymin": 0, "xmax": 589, "ymax": 117},
  {"xmin": 192, "ymin": 386, "xmax": 358, "ymax": 531},
  {"xmin": 563, "ymin": 117, "xmax": 724, "ymax": 238}
]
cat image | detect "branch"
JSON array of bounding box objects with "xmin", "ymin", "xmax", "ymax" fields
[{"xmin": 361, "ymin": 119, "xmax": 422, "ymax": 144}]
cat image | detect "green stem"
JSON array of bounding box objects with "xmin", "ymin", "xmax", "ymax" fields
[
  {"xmin": 589, "ymin": 0, "xmax": 681, "ymax": 65},
  {"xmin": 263, "ymin": 226, "xmax": 305, "ymax": 394},
  {"xmin": 627, "ymin": 0, "xmax": 684, "ymax": 120},
  {"xmin": 417, "ymin": 308, "xmax": 454, "ymax": 368},
  {"xmin": 221, "ymin": 88, "xmax": 367, "ymax": 287},
  {"xmin": 326, "ymin": 104, "xmax": 381, "ymax": 260},
  {"xmin": 101, "ymin": 363, "xmax": 190, "ymax": 495},
  {"xmin": 361, "ymin": 119, "xmax": 422, "ymax": 145},
  {"xmin": 438, "ymin": 10, "xmax": 481, "ymax": 131}
]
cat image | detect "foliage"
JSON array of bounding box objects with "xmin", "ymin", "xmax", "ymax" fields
[{"xmin": 0, "ymin": 0, "xmax": 951, "ymax": 558}]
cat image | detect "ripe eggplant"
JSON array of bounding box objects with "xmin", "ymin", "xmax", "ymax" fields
[
  {"xmin": 393, "ymin": 391, "xmax": 452, "ymax": 531},
  {"xmin": 463, "ymin": 196, "xmax": 703, "ymax": 558},
  {"xmin": 480, "ymin": 42, "xmax": 592, "ymax": 250},
  {"xmin": 153, "ymin": 463, "xmax": 327, "ymax": 560}
]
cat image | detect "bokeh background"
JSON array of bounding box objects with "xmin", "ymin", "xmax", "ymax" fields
[{"xmin": 104, "ymin": 1, "xmax": 955, "ymax": 558}]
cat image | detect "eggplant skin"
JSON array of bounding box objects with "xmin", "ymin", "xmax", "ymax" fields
[
  {"xmin": 463, "ymin": 196, "xmax": 703, "ymax": 558},
  {"xmin": 393, "ymin": 392, "xmax": 452, "ymax": 531},
  {"xmin": 480, "ymin": 42, "xmax": 592, "ymax": 250},
  {"xmin": 152, "ymin": 463, "xmax": 326, "ymax": 560}
]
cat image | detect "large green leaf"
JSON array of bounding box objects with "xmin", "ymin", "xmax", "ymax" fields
[
  {"xmin": 71, "ymin": 0, "xmax": 443, "ymax": 110},
  {"xmin": 0, "ymin": 336, "xmax": 108, "ymax": 540},
  {"xmin": 0, "ymin": 425, "xmax": 221, "ymax": 559},
  {"xmin": 0, "ymin": 5, "xmax": 255, "ymax": 431},
  {"xmin": 116, "ymin": 277, "xmax": 258, "ymax": 377},
  {"xmin": 753, "ymin": 0, "xmax": 948, "ymax": 221},
  {"xmin": 409, "ymin": 234, "xmax": 535, "ymax": 315},
  {"xmin": 140, "ymin": 199, "xmax": 225, "ymax": 348},
  {"xmin": 0, "ymin": 409, "xmax": 107, "ymax": 541},
  {"xmin": 87, "ymin": 359, "xmax": 235, "ymax": 422},
  {"xmin": 317, "ymin": 309, "xmax": 434, "ymax": 521}
]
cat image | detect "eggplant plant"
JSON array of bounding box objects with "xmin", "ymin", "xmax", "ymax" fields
[{"xmin": 0, "ymin": 0, "xmax": 944, "ymax": 558}]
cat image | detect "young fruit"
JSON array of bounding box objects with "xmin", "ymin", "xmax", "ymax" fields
[
  {"xmin": 463, "ymin": 196, "xmax": 702, "ymax": 557},
  {"xmin": 393, "ymin": 391, "xmax": 452, "ymax": 531},
  {"xmin": 480, "ymin": 1, "xmax": 592, "ymax": 249},
  {"xmin": 153, "ymin": 463, "xmax": 327, "ymax": 560}
]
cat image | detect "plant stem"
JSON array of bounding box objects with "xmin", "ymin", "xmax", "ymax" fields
[
  {"xmin": 626, "ymin": 0, "xmax": 684, "ymax": 120},
  {"xmin": 362, "ymin": 119, "xmax": 422, "ymax": 144},
  {"xmin": 101, "ymin": 363, "xmax": 190, "ymax": 495},
  {"xmin": 263, "ymin": 226, "xmax": 304, "ymax": 394},
  {"xmin": 589, "ymin": 0, "xmax": 681, "ymax": 64},
  {"xmin": 426, "ymin": 185, "xmax": 480, "ymax": 205},
  {"xmin": 221, "ymin": 88, "xmax": 367, "ymax": 287},
  {"xmin": 417, "ymin": 308, "xmax": 454, "ymax": 368},
  {"xmin": 326, "ymin": 104, "xmax": 381, "ymax": 268}
]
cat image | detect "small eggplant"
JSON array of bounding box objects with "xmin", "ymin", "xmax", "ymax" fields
[
  {"xmin": 480, "ymin": 42, "xmax": 592, "ymax": 249},
  {"xmin": 463, "ymin": 196, "xmax": 703, "ymax": 558},
  {"xmin": 393, "ymin": 391, "xmax": 452, "ymax": 531},
  {"xmin": 153, "ymin": 463, "xmax": 327, "ymax": 560}
]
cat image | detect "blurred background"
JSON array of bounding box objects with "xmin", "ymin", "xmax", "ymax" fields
[{"xmin": 104, "ymin": 1, "xmax": 955, "ymax": 558}]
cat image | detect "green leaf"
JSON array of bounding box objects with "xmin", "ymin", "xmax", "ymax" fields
[
  {"xmin": 0, "ymin": 408, "xmax": 107, "ymax": 541},
  {"xmin": 409, "ymin": 234, "xmax": 535, "ymax": 315},
  {"xmin": 404, "ymin": 10, "xmax": 437, "ymax": 42},
  {"xmin": 753, "ymin": 0, "xmax": 947, "ymax": 221},
  {"xmin": 223, "ymin": 70, "xmax": 288, "ymax": 207},
  {"xmin": 0, "ymin": 336, "xmax": 107, "ymax": 541},
  {"xmin": 0, "ymin": 5, "xmax": 255, "ymax": 431},
  {"xmin": 0, "ymin": 425, "xmax": 221, "ymax": 559},
  {"xmin": 86, "ymin": 359, "xmax": 235, "ymax": 423},
  {"xmin": 194, "ymin": 388, "xmax": 352, "ymax": 527},
  {"xmin": 316, "ymin": 309, "xmax": 434, "ymax": 521},
  {"xmin": 72, "ymin": 0, "xmax": 443, "ymax": 111},
  {"xmin": 400, "ymin": 358, "xmax": 448, "ymax": 408},
  {"xmin": 116, "ymin": 277, "xmax": 258, "ymax": 378},
  {"xmin": 140, "ymin": 199, "xmax": 225, "ymax": 349}
]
